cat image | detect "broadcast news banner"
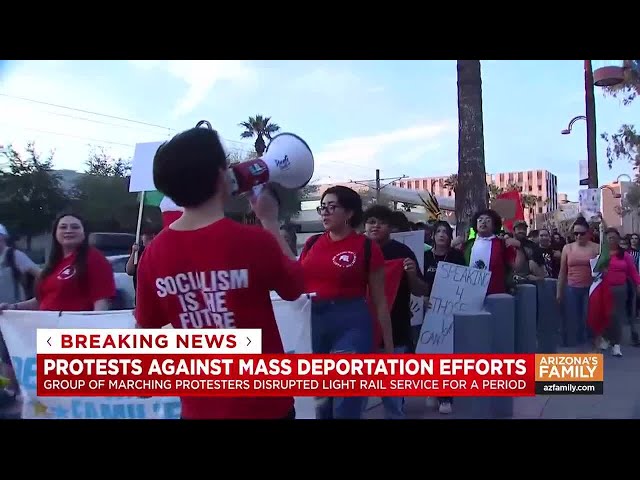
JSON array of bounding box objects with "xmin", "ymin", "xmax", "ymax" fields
[{"xmin": 35, "ymin": 329, "xmax": 604, "ymax": 398}]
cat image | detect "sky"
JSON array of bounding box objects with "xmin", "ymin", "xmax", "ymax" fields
[{"xmin": 0, "ymin": 59, "xmax": 637, "ymax": 202}]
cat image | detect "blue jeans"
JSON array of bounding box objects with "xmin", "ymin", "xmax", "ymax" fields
[
  {"xmin": 563, "ymin": 286, "xmax": 590, "ymax": 346},
  {"xmin": 381, "ymin": 346, "xmax": 408, "ymax": 419},
  {"xmin": 311, "ymin": 297, "xmax": 373, "ymax": 420}
]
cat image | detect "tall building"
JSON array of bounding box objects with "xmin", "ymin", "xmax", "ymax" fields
[
  {"xmin": 601, "ymin": 181, "xmax": 640, "ymax": 235},
  {"xmin": 390, "ymin": 169, "xmax": 559, "ymax": 228}
]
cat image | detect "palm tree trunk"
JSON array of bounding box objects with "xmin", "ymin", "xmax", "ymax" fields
[{"xmin": 455, "ymin": 60, "xmax": 488, "ymax": 237}]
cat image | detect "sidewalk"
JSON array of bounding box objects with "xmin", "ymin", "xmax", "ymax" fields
[{"xmin": 365, "ymin": 342, "xmax": 640, "ymax": 420}]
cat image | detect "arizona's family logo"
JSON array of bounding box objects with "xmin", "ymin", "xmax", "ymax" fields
[
  {"xmin": 332, "ymin": 251, "xmax": 357, "ymax": 268},
  {"xmin": 57, "ymin": 265, "xmax": 76, "ymax": 280}
]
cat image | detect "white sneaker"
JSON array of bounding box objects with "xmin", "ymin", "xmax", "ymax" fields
[
  {"xmin": 439, "ymin": 401, "xmax": 452, "ymax": 414},
  {"xmin": 612, "ymin": 344, "xmax": 622, "ymax": 357},
  {"xmin": 599, "ymin": 338, "xmax": 610, "ymax": 350}
]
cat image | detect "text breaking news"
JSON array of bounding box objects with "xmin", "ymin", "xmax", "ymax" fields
[{"xmin": 534, "ymin": 354, "xmax": 604, "ymax": 395}]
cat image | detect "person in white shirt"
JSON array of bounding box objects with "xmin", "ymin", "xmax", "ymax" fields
[{"xmin": 0, "ymin": 224, "xmax": 40, "ymax": 408}]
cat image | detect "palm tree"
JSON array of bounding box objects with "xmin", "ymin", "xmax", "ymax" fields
[
  {"xmin": 455, "ymin": 60, "xmax": 488, "ymax": 236},
  {"xmin": 441, "ymin": 174, "xmax": 458, "ymax": 193},
  {"xmin": 238, "ymin": 115, "xmax": 281, "ymax": 156},
  {"xmin": 502, "ymin": 182, "xmax": 538, "ymax": 211},
  {"xmin": 488, "ymin": 183, "xmax": 503, "ymax": 200}
]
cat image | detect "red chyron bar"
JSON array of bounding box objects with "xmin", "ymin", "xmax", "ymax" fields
[{"xmin": 37, "ymin": 354, "xmax": 537, "ymax": 398}]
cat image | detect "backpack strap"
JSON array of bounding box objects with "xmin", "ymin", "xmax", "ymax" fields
[
  {"xmin": 300, "ymin": 234, "xmax": 322, "ymax": 258},
  {"xmin": 364, "ymin": 237, "xmax": 372, "ymax": 275}
]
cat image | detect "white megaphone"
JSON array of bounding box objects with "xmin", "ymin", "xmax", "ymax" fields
[{"xmin": 227, "ymin": 132, "xmax": 314, "ymax": 197}]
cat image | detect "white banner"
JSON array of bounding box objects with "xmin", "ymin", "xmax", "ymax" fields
[
  {"xmin": 0, "ymin": 294, "xmax": 314, "ymax": 419},
  {"xmin": 390, "ymin": 230, "xmax": 425, "ymax": 326},
  {"xmin": 416, "ymin": 262, "xmax": 490, "ymax": 354},
  {"xmin": 578, "ymin": 188, "xmax": 601, "ymax": 222}
]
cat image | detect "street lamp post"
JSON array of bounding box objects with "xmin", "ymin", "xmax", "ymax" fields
[{"xmin": 562, "ymin": 61, "xmax": 628, "ymax": 190}]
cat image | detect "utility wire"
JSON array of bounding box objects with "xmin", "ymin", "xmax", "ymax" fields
[{"xmin": 0, "ymin": 92, "xmax": 253, "ymax": 148}]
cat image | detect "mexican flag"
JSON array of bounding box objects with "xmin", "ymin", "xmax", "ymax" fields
[
  {"xmin": 587, "ymin": 236, "xmax": 613, "ymax": 337},
  {"xmin": 139, "ymin": 191, "xmax": 184, "ymax": 228}
]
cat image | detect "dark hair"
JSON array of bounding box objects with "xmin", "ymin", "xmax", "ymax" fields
[
  {"xmin": 573, "ymin": 217, "xmax": 589, "ymax": 230},
  {"xmin": 514, "ymin": 220, "xmax": 528, "ymax": 230},
  {"xmin": 39, "ymin": 213, "xmax": 90, "ymax": 295},
  {"xmin": 471, "ymin": 209, "xmax": 502, "ymax": 235},
  {"xmin": 604, "ymin": 227, "xmax": 625, "ymax": 258},
  {"xmin": 363, "ymin": 205, "xmax": 394, "ymax": 224},
  {"xmin": 414, "ymin": 222, "xmax": 426, "ymax": 230},
  {"xmin": 528, "ymin": 229, "xmax": 540, "ymax": 239},
  {"xmin": 389, "ymin": 211, "xmax": 411, "ymax": 232},
  {"xmin": 321, "ymin": 186, "xmax": 363, "ymax": 228},
  {"xmin": 432, "ymin": 220, "xmax": 453, "ymax": 243},
  {"xmin": 153, "ymin": 127, "xmax": 227, "ymax": 208}
]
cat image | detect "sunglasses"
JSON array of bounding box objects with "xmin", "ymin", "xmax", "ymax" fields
[{"xmin": 573, "ymin": 231, "xmax": 587, "ymax": 237}]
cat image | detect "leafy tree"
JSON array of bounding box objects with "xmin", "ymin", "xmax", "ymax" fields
[
  {"xmin": 84, "ymin": 146, "xmax": 131, "ymax": 177},
  {"xmin": 601, "ymin": 61, "xmax": 640, "ymax": 178},
  {"xmin": 0, "ymin": 142, "xmax": 69, "ymax": 248},
  {"xmin": 455, "ymin": 60, "xmax": 489, "ymax": 236},
  {"xmin": 239, "ymin": 115, "xmax": 281, "ymax": 156},
  {"xmin": 73, "ymin": 148, "xmax": 139, "ymax": 232}
]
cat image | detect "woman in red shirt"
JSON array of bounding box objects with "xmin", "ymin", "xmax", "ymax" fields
[
  {"xmin": 599, "ymin": 227, "xmax": 640, "ymax": 357},
  {"xmin": 0, "ymin": 214, "xmax": 115, "ymax": 313},
  {"xmin": 300, "ymin": 186, "xmax": 393, "ymax": 420}
]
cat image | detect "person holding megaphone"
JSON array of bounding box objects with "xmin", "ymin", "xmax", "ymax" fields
[{"xmin": 134, "ymin": 125, "xmax": 305, "ymax": 420}]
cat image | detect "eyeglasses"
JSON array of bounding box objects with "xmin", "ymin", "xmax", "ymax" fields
[
  {"xmin": 316, "ymin": 204, "xmax": 341, "ymax": 215},
  {"xmin": 573, "ymin": 231, "xmax": 587, "ymax": 237}
]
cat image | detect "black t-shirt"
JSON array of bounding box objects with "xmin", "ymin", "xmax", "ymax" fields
[
  {"xmin": 423, "ymin": 248, "xmax": 466, "ymax": 295},
  {"xmin": 380, "ymin": 239, "xmax": 424, "ymax": 349},
  {"xmin": 521, "ymin": 239, "xmax": 545, "ymax": 266},
  {"xmin": 540, "ymin": 246, "xmax": 560, "ymax": 279}
]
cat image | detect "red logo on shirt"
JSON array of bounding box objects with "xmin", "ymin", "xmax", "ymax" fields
[
  {"xmin": 332, "ymin": 251, "xmax": 357, "ymax": 268},
  {"xmin": 57, "ymin": 266, "xmax": 76, "ymax": 280}
]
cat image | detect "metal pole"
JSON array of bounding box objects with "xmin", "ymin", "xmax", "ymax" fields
[
  {"xmin": 375, "ymin": 169, "xmax": 381, "ymax": 203},
  {"xmin": 585, "ymin": 60, "xmax": 599, "ymax": 188}
]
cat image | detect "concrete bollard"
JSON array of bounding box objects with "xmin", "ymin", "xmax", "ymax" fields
[
  {"xmin": 514, "ymin": 284, "xmax": 537, "ymax": 354},
  {"xmin": 484, "ymin": 293, "xmax": 515, "ymax": 419},
  {"xmin": 454, "ymin": 311, "xmax": 493, "ymax": 419},
  {"xmin": 539, "ymin": 279, "xmax": 560, "ymax": 353}
]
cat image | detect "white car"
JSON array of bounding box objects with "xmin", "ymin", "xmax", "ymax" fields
[{"xmin": 107, "ymin": 255, "xmax": 135, "ymax": 309}]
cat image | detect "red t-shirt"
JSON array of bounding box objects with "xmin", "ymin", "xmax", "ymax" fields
[
  {"xmin": 299, "ymin": 231, "xmax": 384, "ymax": 300},
  {"xmin": 135, "ymin": 217, "xmax": 304, "ymax": 420},
  {"xmin": 37, "ymin": 247, "xmax": 116, "ymax": 311}
]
